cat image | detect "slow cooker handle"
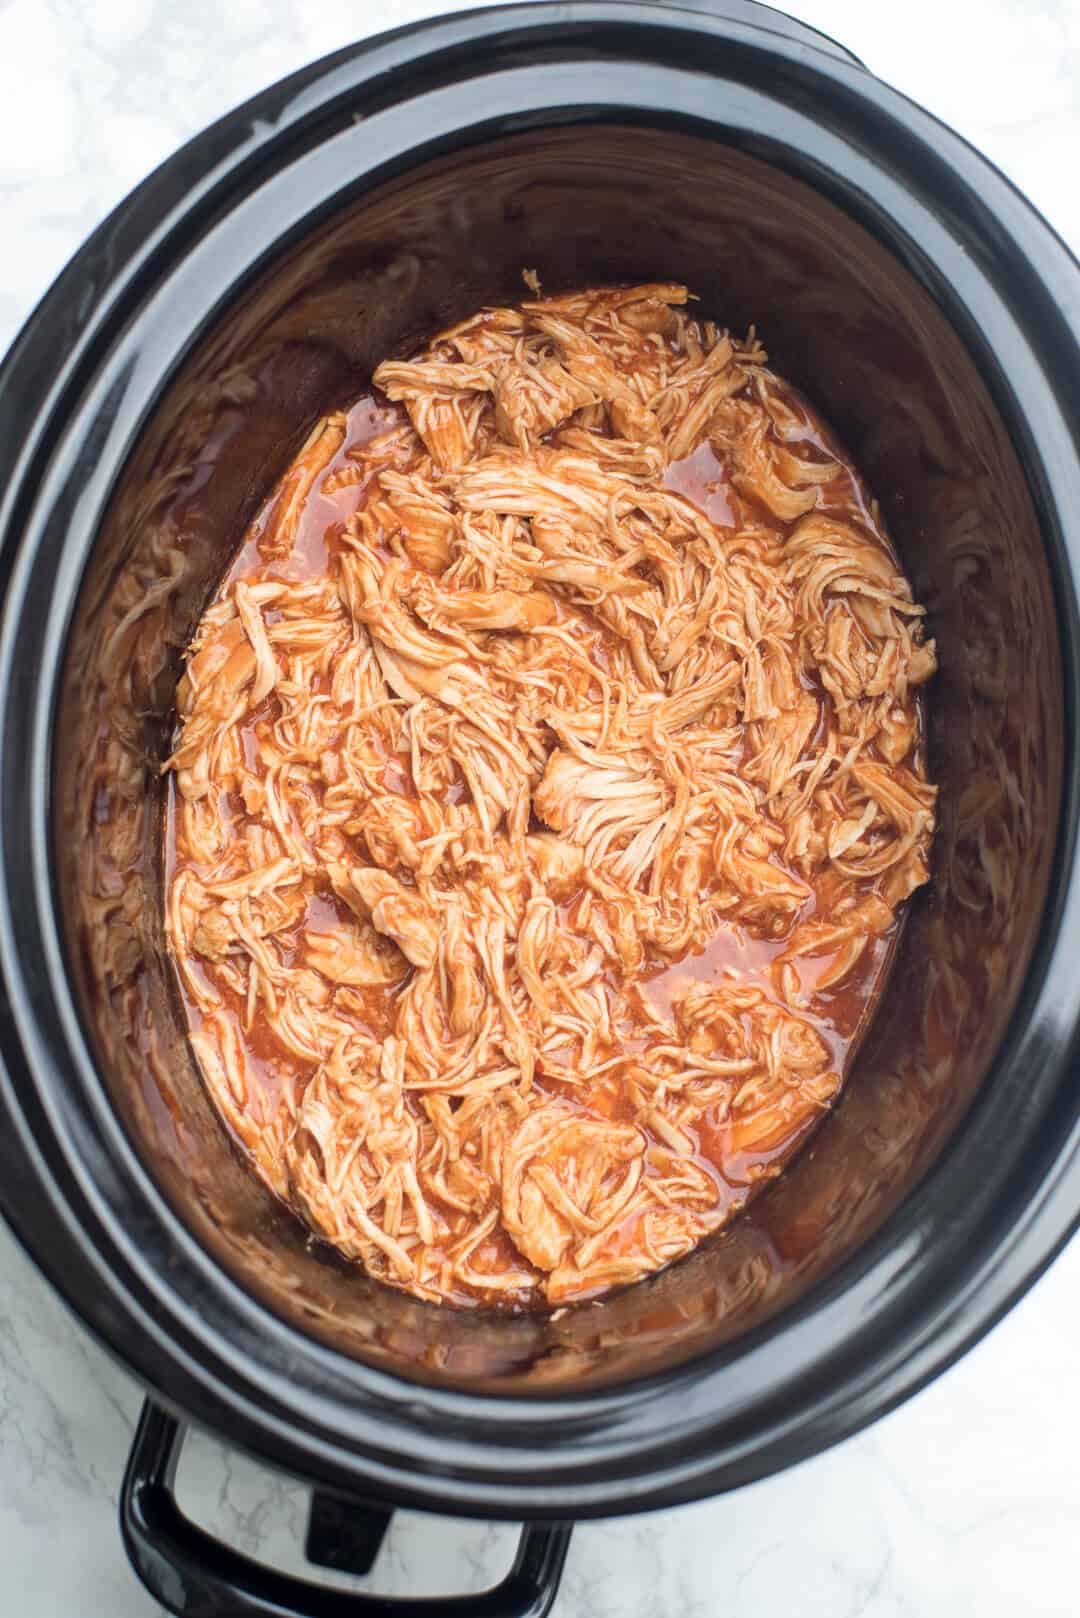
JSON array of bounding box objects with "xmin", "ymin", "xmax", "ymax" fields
[{"xmin": 120, "ymin": 1400, "xmax": 572, "ymax": 1618}]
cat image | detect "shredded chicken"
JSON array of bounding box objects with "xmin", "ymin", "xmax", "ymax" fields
[{"xmin": 165, "ymin": 283, "xmax": 937, "ymax": 1308}]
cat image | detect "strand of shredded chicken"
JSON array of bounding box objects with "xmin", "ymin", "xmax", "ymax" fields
[{"xmin": 165, "ymin": 281, "xmax": 937, "ymax": 1308}]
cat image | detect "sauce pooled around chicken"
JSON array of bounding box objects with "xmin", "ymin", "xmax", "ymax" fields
[{"xmin": 165, "ymin": 282, "xmax": 937, "ymax": 1308}]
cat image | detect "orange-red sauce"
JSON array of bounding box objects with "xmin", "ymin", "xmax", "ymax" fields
[{"xmin": 166, "ymin": 297, "xmax": 931, "ymax": 1311}]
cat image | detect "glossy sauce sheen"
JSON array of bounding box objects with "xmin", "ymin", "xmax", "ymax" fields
[
  {"xmin": 175, "ymin": 408, "xmax": 900, "ymax": 1248},
  {"xmin": 166, "ymin": 287, "xmax": 934, "ymax": 1311},
  {"xmin": 170, "ymin": 400, "xmax": 902, "ymax": 1289},
  {"xmin": 653, "ymin": 432, "xmax": 907, "ymax": 1100}
]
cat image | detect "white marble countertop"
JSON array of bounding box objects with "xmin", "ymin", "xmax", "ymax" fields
[{"xmin": 1, "ymin": 1, "xmax": 1078, "ymax": 1612}]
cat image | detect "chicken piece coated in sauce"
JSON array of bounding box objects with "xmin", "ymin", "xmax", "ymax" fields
[{"xmin": 165, "ymin": 281, "xmax": 936, "ymax": 1309}]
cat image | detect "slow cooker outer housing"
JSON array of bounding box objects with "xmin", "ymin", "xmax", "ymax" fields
[{"xmin": 0, "ymin": 2, "xmax": 1078, "ymax": 1521}]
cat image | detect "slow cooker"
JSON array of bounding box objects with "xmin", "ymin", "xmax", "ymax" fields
[{"xmin": 1, "ymin": 3, "xmax": 1078, "ymax": 1613}]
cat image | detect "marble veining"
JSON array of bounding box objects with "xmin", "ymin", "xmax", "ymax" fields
[{"xmin": 0, "ymin": 1, "xmax": 1078, "ymax": 1612}]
